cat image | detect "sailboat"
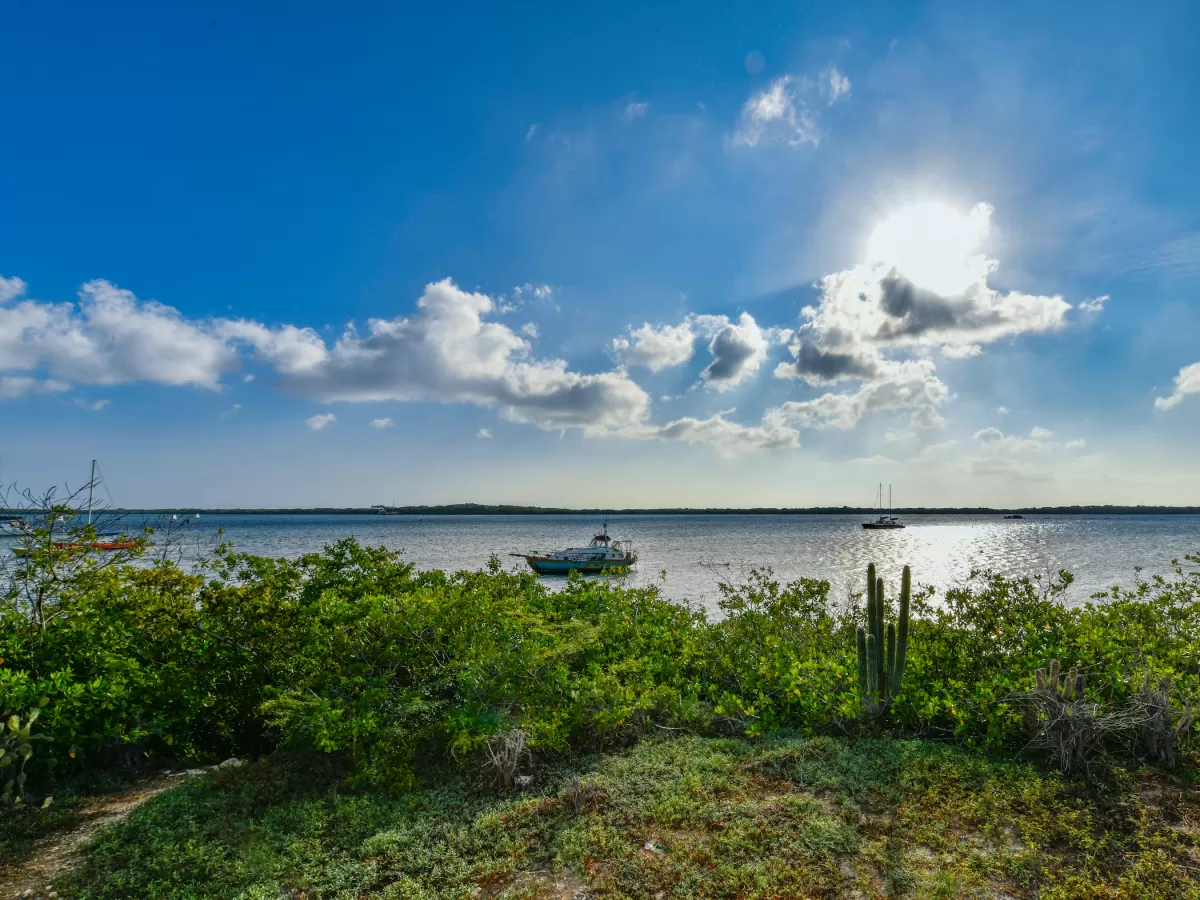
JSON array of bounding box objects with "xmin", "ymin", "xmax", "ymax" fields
[
  {"xmin": 862, "ymin": 483, "xmax": 905, "ymax": 530},
  {"xmin": 12, "ymin": 460, "xmax": 138, "ymax": 554}
]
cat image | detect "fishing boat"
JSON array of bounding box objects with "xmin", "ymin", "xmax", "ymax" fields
[
  {"xmin": 511, "ymin": 522, "xmax": 637, "ymax": 574},
  {"xmin": 862, "ymin": 483, "xmax": 905, "ymax": 530},
  {"xmin": 1004, "ymin": 514, "xmax": 1025, "ymax": 520}
]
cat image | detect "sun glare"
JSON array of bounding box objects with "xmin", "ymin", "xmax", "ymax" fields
[{"xmin": 866, "ymin": 201, "xmax": 992, "ymax": 296}]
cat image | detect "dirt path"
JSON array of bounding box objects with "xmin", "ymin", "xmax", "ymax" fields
[{"xmin": 0, "ymin": 775, "xmax": 180, "ymax": 900}]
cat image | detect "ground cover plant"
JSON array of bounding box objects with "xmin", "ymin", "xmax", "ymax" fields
[{"xmin": 59, "ymin": 734, "xmax": 1200, "ymax": 898}]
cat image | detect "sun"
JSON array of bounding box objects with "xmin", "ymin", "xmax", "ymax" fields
[{"xmin": 866, "ymin": 201, "xmax": 993, "ymax": 296}]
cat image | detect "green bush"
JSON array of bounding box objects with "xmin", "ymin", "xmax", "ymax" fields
[{"xmin": 2, "ymin": 517, "xmax": 1198, "ymax": 797}]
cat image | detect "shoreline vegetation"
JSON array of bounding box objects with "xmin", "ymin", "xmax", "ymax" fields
[
  {"xmin": 5, "ymin": 503, "xmax": 1200, "ymax": 516},
  {"xmin": 1, "ymin": 499, "xmax": 1198, "ymax": 897}
]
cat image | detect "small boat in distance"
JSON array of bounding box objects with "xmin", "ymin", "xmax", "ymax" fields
[
  {"xmin": 10, "ymin": 460, "xmax": 138, "ymax": 555},
  {"xmin": 862, "ymin": 483, "xmax": 905, "ymax": 530},
  {"xmin": 1004, "ymin": 514, "xmax": 1025, "ymax": 520},
  {"xmin": 512, "ymin": 521, "xmax": 637, "ymax": 574}
]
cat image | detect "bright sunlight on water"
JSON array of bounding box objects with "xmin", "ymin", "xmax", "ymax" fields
[{"xmin": 141, "ymin": 513, "xmax": 1200, "ymax": 616}]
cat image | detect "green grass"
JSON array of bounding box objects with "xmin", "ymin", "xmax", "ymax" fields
[{"xmin": 58, "ymin": 735, "xmax": 1200, "ymax": 899}]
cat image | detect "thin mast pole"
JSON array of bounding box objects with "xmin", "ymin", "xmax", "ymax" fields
[{"xmin": 87, "ymin": 459, "xmax": 96, "ymax": 526}]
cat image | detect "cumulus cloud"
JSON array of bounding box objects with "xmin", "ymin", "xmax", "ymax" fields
[
  {"xmin": 623, "ymin": 101, "xmax": 649, "ymax": 120},
  {"xmin": 0, "ymin": 279, "xmax": 236, "ymax": 389},
  {"xmin": 612, "ymin": 313, "xmax": 770, "ymax": 390},
  {"xmin": 73, "ymin": 398, "xmax": 110, "ymax": 411},
  {"xmin": 306, "ymin": 413, "xmax": 336, "ymax": 430},
  {"xmin": 0, "ymin": 375, "xmax": 70, "ymax": 399},
  {"xmin": 369, "ymin": 417, "xmax": 393, "ymax": 429},
  {"xmin": 769, "ymin": 359, "xmax": 948, "ymax": 431},
  {"xmin": 701, "ymin": 313, "xmax": 769, "ymax": 390},
  {"xmin": 612, "ymin": 320, "xmax": 698, "ymax": 372},
  {"xmin": 477, "ymin": 428, "xmax": 493, "ymax": 439},
  {"xmin": 521, "ymin": 322, "xmax": 540, "ymax": 338},
  {"xmin": 1154, "ymin": 362, "xmax": 1200, "ymax": 410},
  {"xmin": 237, "ymin": 279, "xmax": 650, "ymax": 433},
  {"xmin": 0, "ymin": 275, "xmax": 27, "ymax": 303},
  {"xmin": 733, "ymin": 76, "xmax": 820, "ymax": 147},
  {"xmin": 633, "ymin": 412, "xmax": 799, "ymax": 454},
  {"xmin": 771, "ymin": 202, "xmax": 1073, "ymax": 433}
]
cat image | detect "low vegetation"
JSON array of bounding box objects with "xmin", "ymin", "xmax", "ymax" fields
[{"xmin": 1, "ymin": 500, "xmax": 1198, "ymax": 895}]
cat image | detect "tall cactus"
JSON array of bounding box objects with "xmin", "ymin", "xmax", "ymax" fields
[{"xmin": 855, "ymin": 563, "xmax": 911, "ymax": 718}]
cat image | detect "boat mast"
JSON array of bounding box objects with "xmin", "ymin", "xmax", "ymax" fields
[{"xmin": 87, "ymin": 459, "xmax": 96, "ymax": 526}]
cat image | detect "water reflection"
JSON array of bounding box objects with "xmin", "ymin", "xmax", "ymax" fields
[{"xmin": 116, "ymin": 513, "xmax": 1200, "ymax": 618}]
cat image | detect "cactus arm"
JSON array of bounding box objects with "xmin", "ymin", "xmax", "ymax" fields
[
  {"xmin": 885, "ymin": 622, "xmax": 896, "ymax": 702},
  {"xmin": 875, "ymin": 577, "xmax": 886, "ymax": 699},
  {"xmin": 893, "ymin": 565, "xmax": 910, "ymax": 697},
  {"xmin": 856, "ymin": 626, "xmax": 869, "ymax": 708},
  {"xmin": 866, "ymin": 632, "xmax": 878, "ymax": 701}
]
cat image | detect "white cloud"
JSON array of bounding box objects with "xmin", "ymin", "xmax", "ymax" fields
[
  {"xmin": 967, "ymin": 425, "xmax": 1083, "ymax": 478},
  {"xmin": 72, "ymin": 398, "xmax": 110, "ymax": 411},
  {"xmin": 243, "ymin": 374, "xmax": 255, "ymax": 383},
  {"xmin": 969, "ymin": 456, "xmax": 1053, "ymax": 482},
  {"xmin": 941, "ymin": 343, "xmax": 982, "ymax": 359},
  {"xmin": 769, "ymin": 359, "xmax": 948, "ymax": 430},
  {"xmin": 633, "ymin": 412, "xmax": 799, "ymax": 454},
  {"xmin": 974, "ymin": 426, "xmax": 1063, "ymax": 454},
  {"xmin": 219, "ymin": 320, "xmax": 327, "ymax": 375},
  {"xmin": 524, "ymin": 124, "xmax": 538, "ymax": 142},
  {"xmin": 1077, "ymin": 294, "xmax": 1108, "ymax": 322},
  {"xmin": 0, "ymin": 275, "xmax": 27, "ymax": 303},
  {"xmin": 611, "ymin": 313, "xmax": 770, "ymax": 389},
  {"xmin": 306, "ymin": 413, "xmax": 336, "ymax": 431},
  {"xmin": 0, "ymin": 279, "xmax": 236, "ymax": 390},
  {"xmin": 769, "ymin": 202, "xmax": 1074, "ymax": 434},
  {"xmin": 612, "ymin": 320, "xmax": 697, "ymax": 372},
  {"xmin": 623, "ymin": 102, "xmax": 649, "ymax": 120},
  {"xmin": 239, "ymin": 279, "xmax": 650, "ymax": 433},
  {"xmin": 700, "ymin": 313, "xmax": 769, "ymax": 390},
  {"xmin": 477, "ymin": 428, "xmax": 492, "ymax": 439},
  {"xmin": 369, "ymin": 417, "xmax": 393, "ymax": 429},
  {"xmin": 521, "ymin": 322, "xmax": 540, "ymax": 338},
  {"xmin": 996, "ymin": 406, "xmax": 1010, "ymax": 415},
  {"xmin": 733, "ymin": 76, "xmax": 820, "ymax": 147},
  {"xmin": 0, "ymin": 375, "xmax": 70, "ymax": 399},
  {"xmin": 1154, "ymin": 362, "xmax": 1200, "ymax": 410},
  {"xmin": 823, "ymin": 66, "xmax": 851, "ymax": 104}
]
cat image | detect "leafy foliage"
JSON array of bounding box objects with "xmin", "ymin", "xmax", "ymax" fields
[{"xmin": 2, "ymin": 516, "xmax": 1199, "ymax": 801}]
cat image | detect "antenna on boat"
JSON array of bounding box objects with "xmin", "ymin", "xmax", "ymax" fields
[
  {"xmin": 87, "ymin": 459, "xmax": 96, "ymax": 526},
  {"xmin": 889, "ymin": 483, "xmax": 892, "ymax": 511}
]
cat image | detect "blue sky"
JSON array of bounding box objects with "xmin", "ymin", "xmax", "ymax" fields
[{"xmin": 2, "ymin": 0, "xmax": 1198, "ymax": 507}]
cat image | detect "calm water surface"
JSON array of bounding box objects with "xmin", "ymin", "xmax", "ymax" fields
[{"xmin": 152, "ymin": 513, "xmax": 1200, "ymax": 616}]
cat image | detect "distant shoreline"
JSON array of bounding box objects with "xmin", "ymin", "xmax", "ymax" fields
[{"xmin": 7, "ymin": 503, "xmax": 1200, "ymax": 516}]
